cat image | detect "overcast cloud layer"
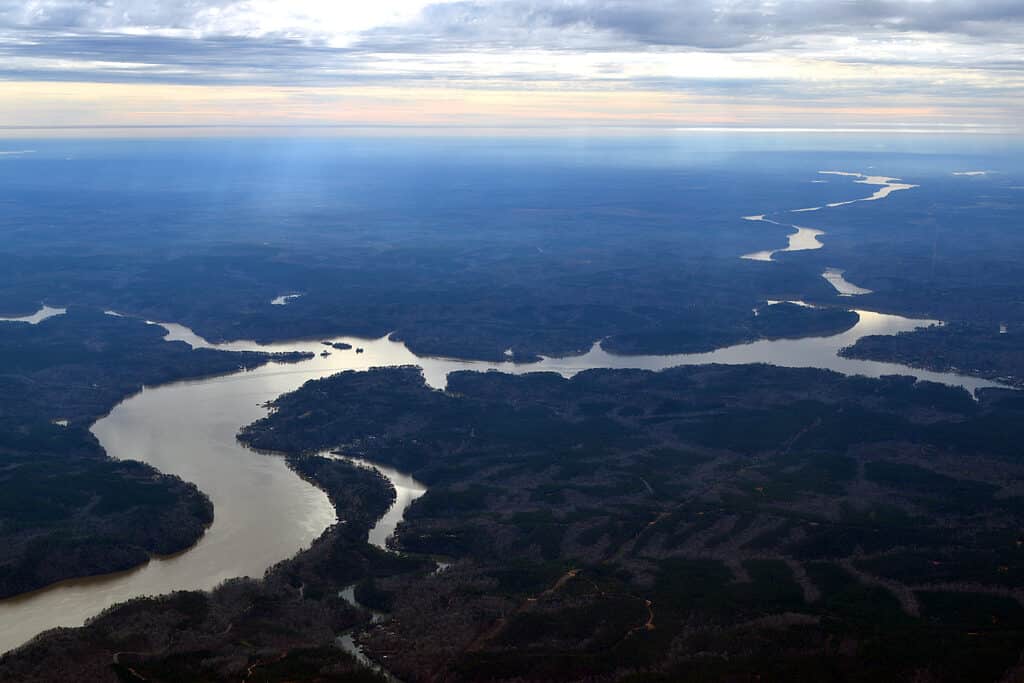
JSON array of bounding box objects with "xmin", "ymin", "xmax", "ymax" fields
[{"xmin": 0, "ymin": 0, "xmax": 1021, "ymax": 131}]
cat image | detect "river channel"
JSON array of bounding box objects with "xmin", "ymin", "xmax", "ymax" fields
[{"xmin": 0, "ymin": 170, "xmax": 1009, "ymax": 655}]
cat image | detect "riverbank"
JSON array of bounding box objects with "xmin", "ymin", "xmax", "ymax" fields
[
  {"xmin": 210, "ymin": 364, "xmax": 1024, "ymax": 682},
  {"xmin": 0, "ymin": 455, "xmax": 418, "ymax": 681},
  {"xmin": 0, "ymin": 309, "xmax": 311, "ymax": 619}
]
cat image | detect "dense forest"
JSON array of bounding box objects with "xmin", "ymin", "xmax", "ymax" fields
[
  {"xmin": 1, "ymin": 141, "xmax": 1023, "ymax": 681},
  {"xmin": 843, "ymin": 322, "xmax": 1024, "ymax": 388},
  {"xmin": 0, "ymin": 455, "xmax": 416, "ymax": 681},
  {"xmin": 8, "ymin": 365, "xmax": 1017, "ymax": 681},
  {"xmin": 237, "ymin": 365, "xmax": 1024, "ymax": 681},
  {"xmin": 0, "ymin": 144, "xmax": 1020, "ymax": 369},
  {"xmin": 0, "ymin": 309, "xmax": 306, "ymax": 597}
]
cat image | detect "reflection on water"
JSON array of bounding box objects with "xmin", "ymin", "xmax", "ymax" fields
[
  {"xmin": 742, "ymin": 171, "xmax": 916, "ymax": 262},
  {"xmin": 340, "ymin": 585, "xmax": 387, "ymax": 624},
  {"xmin": 0, "ymin": 305, "xmax": 66, "ymax": 324},
  {"xmin": 531, "ymin": 311, "xmax": 1003, "ymax": 396},
  {"xmin": 823, "ymin": 268, "xmax": 873, "ymax": 296},
  {"xmin": 0, "ymin": 353, "xmax": 338, "ymax": 653},
  {"xmin": 0, "ymin": 305, "xmax": 1010, "ymax": 654},
  {"xmin": 337, "ymin": 633, "xmax": 401, "ymax": 683},
  {"xmin": 740, "ymin": 215, "xmax": 824, "ymax": 262},
  {"xmin": 742, "ymin": 226, "xmax": 825, "ymax": 261},
  {"xmin": 794, "ymin": 172, "xmax": 918, "ymax": 211},
  {"xmin": 270, "ymin": 293, "xmax": 303, "ymax": 306},
  {"xmin": 322, "ymin": 454, "xmax": 427, "ymax": 551}
]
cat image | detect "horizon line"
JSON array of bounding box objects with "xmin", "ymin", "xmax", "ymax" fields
[{"xmin": 1, "ymin": 123, "xmax": 1022, "ymax": 137}]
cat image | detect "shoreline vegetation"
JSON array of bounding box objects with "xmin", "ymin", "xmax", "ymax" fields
[
  {"xmin": 0, "ymin": 295, "xmax": 938, "ymax": 609},
  {"xmin": 0, "ymin": 454, "xmax": 415, "ymax": 681},
  {"xmin": 236, "ymin": 365, "xmax": 1024, "ymax": 681},
  {"xmin": 0, "ymin": 143, "xmax": 1021, "ymax": 680},
  {"xmin": 0, "ymin": 309, "xmax": 311, "ymax": 600},
  {"xmin": 841, "ymin": 323, "xmax": 1024, "ymax": 388},
  {"xmin": 8, "ymin": 364, "xmax": 1024, "ymax": 680}
]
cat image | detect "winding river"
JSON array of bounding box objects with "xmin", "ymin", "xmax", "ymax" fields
[
  {"xmin": 0, "ymin": 305, "xmax": 66, "ymax": 324},
  {"xmin": 741, "ymin": 171, "xmax": 916, "ymax": 263},
  {"xmin": 0, "ymin": 170, "xmax": 1009, "ymax": 655},
  {"xmin": 0, "ymin": 305, "xmax": 1008, "ymax": 653}
]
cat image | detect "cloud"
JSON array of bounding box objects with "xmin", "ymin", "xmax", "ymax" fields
[
  {"xmin": 0, "ymin": 31, "xmax": 356, "ymax": 84},
  {"xmin": 0, "ymin": 1, "xmax": 444, "ymax": 40},
  {"xmin": 3, "ymin": 1, "xmax": 1023, "ymax": 50},
  {"xmin": 364, "ymin": 0, "xmax": 1024, "ymax": 50},
  {"xmin": 0, "ymin": 1, "xmax": 1019, "ymax": 131}
]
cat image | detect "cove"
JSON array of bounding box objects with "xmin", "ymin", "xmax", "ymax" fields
[{"xmin": 0, "ymin": 301, "xmax": 1009, "ymax": 654}]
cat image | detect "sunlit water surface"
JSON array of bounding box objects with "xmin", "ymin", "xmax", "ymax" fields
[
  {"xmin": 0, "ymin": 169, "xmax": 1009, "ymax": 654},
  {"xmin": 0, "ymin": 304, "xmax": 1009, "ymax": 653},
  {"xmin": 0, "ymin": 305, "xmax": 66, "ymax": 325}
]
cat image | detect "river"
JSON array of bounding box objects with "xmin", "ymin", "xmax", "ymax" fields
[
  {"xmin": 0, "ymin": 304, "xmax": 1009, "ymax": 653},
  {"xmin": 0, "ymin": 170, "xmax": 1009, "ymax": 654},
  {"xmin": 0, "ymin": 305, "xmax": 66, "ymax": 324},
  {"xmin": 740, "ymin": 171, "xmax": 915, "ymax": 262}
]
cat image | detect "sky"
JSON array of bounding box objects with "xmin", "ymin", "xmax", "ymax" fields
[{"xmin": 0, "ymin": 0, "xmax": 1022, "ymax": 135}]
